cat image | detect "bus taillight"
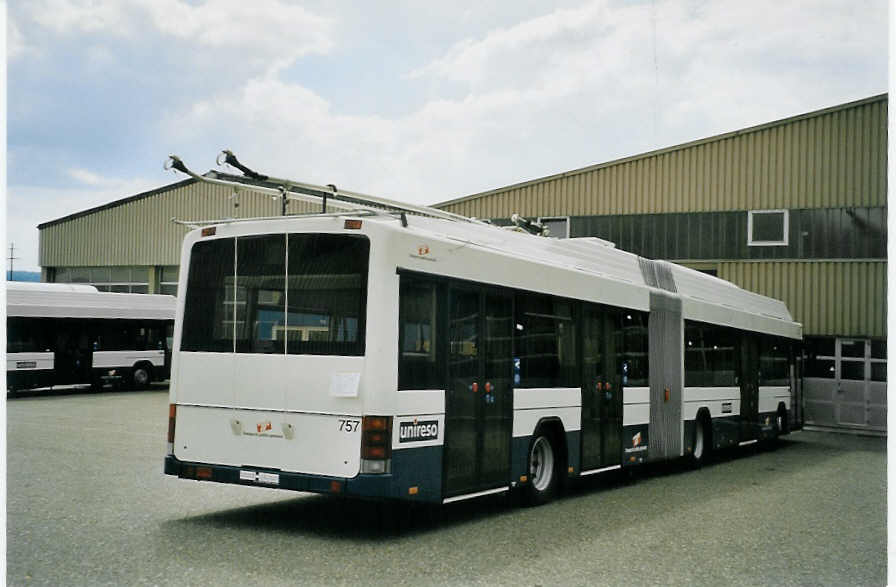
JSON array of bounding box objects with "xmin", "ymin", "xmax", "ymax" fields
[
  {"xmin": 167, "ymin": 404, "xmax": 176, "ymax": 455},
  {"xmin": 360, "ymin": 415, "xmax": 392, "ymax": 474}
]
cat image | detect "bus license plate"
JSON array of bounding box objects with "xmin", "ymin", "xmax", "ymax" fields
[{"xmin": 239, "ymin": 470, "xmax": 280, "ymax": 485}]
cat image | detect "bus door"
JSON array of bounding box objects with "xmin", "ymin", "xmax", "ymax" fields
[
  {"xmin": 740, "ymin": 334, "xmax": 760, "ymax": 441},
  {"xmin": 54, "ymin": 320, "xmax": 91, "ymax": 384},
  {"xmin": 443, "ymin": 286, "xmax": 513, "ymax": 498},
  {"xmin": 580, "ymin": 305, "xmax": 622, "ymax": 471}
]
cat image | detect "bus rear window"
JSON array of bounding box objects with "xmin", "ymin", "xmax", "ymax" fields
[
  {"xmin": 181, "ymin": 234, "xmax": 369, "ymax": 356},
  {"xmin": 286, "ymin": 234, "xmax": 368, "ymax": 356},
  {"xmin": 181, "ymin": 238, "xmax": 234, "ymax": 352}
]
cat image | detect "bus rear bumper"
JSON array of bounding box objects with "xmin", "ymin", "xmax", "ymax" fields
[{"xmin": 164, "ymin": 453, "xmax": 440, "ymax": 503}]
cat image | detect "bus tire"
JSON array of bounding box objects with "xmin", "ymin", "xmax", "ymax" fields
[
  {"xmin": 131, "ymin": 363, "xmax": 152, "ymax": 390},
  {"xmin": 776, "ymin": 404, "xmax": 789, "ymax": 436},
  {"xmin": 690, "ymin": 412, "xmax": 711, "ymax": 468},
  {"xmin": 525, "ymin": 432, "xmax": 558, "ymax": 506}
]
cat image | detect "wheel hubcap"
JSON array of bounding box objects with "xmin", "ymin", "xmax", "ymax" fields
[
  {"xmin": 530, "ymin": 437, "xmax": 554, "ymax": 491},
  {"xmin": 135, "ymin": 370, "xmax": 148, "ymax": 385}
]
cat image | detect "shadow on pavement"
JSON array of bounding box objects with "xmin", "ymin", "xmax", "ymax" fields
[
  {"xmin": 8, "ymin": 381, "xmax": 168, "ymax": 399},
  {"xmin": 161, "ymin": 432, "xmax": 860, "ymax": 541},
  {"xmin": 164, "ymin": 490, "xmax": 523, "ymax": 541}
]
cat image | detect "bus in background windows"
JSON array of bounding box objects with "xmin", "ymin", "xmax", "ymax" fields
[
  {"xmin": 164, "ymin": 198, "xmax": 802, "ymax": 506},
  {"xmin": 7, "ymin": 282, "xmax": 176, "ymax": 392}
]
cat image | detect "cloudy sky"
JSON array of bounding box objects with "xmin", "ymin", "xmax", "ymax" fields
[{"xmin": 6, "ymin": 0, "xmax": 888, "ymax": 271}]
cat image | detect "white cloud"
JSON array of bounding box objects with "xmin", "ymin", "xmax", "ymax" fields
[
  {"xmin": 68, "ymin": 167, "xmax": 113, "ymax": 186},
  {"xmin": 28, "ymin": 0, "xmax": 128, "ymax": 34},
  {"xmin": 21, "ymin": 0, "xmax": 333, "ymax": 72},
  {"xmin": 407, "ymin": 1, "xmax": 613, "ymax": 85},
  {"xmin": 138, "ymin": 0, "xmax": 333, "ymax": 73},
  {"xmin": 7, "ymin": 16, "xmax": 35, "ymax": 60}
]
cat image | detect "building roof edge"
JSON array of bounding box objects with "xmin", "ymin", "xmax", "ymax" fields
[
  {"xmin": 37, "ymin": 176, "xmax": 199, "ymax": 230},
  {"xmin": 432, "ymin": 93, "xmax": 888, "ymax": 209}
]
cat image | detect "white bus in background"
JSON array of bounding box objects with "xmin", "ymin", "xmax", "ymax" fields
[
  {"xmin": 7, "ymin": 282, "xmax": 176, "ymax": 392},
  {"xmin": 164, "ymin": 185, "xmax": 801, "ymax": 505}
]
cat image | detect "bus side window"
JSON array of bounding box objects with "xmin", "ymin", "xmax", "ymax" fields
[
  {"xmin": 617, "ymin": 311, "xmax": 648, "ymax": 387},
  {"xmin": 398, "ymin": 279, "xmax": 442, "ymax": 390},
  {"xmin": 514, "ymin": 293, "xmax": 577, "ymax": 388},
  {"xmin": 759, "ymin": 336, "xmax": 790, "ymax": 386},
  {"xmin": 684, "ymin": 321, "xmax": 737, "ymax": 387}
]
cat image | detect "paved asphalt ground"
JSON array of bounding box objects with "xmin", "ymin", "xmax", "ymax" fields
[{"xmin": 6, "ymin": 389, "xmax": 886, "ymax": 586}]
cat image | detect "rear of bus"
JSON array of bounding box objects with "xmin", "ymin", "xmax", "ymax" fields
[{"xmin": 164, "ymin": 217, "xmax": 398, "ymax": 499}]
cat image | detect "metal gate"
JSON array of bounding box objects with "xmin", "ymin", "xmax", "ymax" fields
[{"xmin": 804, "ymin": 338, "xmax": 887, "ymax": 434}]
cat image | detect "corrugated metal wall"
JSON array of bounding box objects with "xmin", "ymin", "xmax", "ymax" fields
[
  {"xmin": 573, "ymin": 207, "xmax": 887, "ymax": 261},
  {"xmin": 40, "ymin": 181, "xmax": 318, "ymax": 267},
  {"xmin": 437, "ymin": 95, "xmax": 887, "ymax": 218},
  {"xmin": 719, "ymin": 261, "xmax": 887, "ymax": 338}
]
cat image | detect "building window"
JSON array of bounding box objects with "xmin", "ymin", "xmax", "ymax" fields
[
  {"xmin": 748, "ymin": 210, "xmax": 789, "ymax": 246},
  {"xmin": 804, "ymin": 337, "xmax": 836, "ymax": 378},
  {"xmin": 804, "ymin": 337, "xmax": 885, "ymax": 382},
  {"xmin": 870, "ymin": 340, "xmax": 887, "ymax": 382},
  {"xmin": 538, "ymin": 216, "xmax": 570, "ymax": 239},
  {"xmin": 52, "ymin": 266, "xmax": 149, "ymax": 293},
  {"xmin": 158, "ymin": 266, "xmax": 179, "ymax": 296}
]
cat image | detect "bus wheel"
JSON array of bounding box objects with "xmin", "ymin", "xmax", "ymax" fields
[
  {"xmin": 525, "ymin": 433, "xmax": 557, "ymax": 506},
  {"xmin": 690, "ymin": 415, "xmax": 711, "ymax": 468},
  {"xmin": 131, "ymin": 365, "xmax": 151, "ymax": 390},
  {"xmin": 776, "ymin": 406, "xmax": 788, "ymax": 436}
]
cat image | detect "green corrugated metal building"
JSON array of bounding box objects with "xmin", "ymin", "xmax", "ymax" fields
[{"xmin": 38, "ymin": 94, "xmax": 887, "ymax": 433}]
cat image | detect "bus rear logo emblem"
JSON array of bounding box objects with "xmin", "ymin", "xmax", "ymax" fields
[
  {"xmin": 257, "ymin": 421, "xmax": 272, "ymax": 433},
  {"xmin": 417, "ymin": 245, "xmax": 430, "ymax": 256},
  {"xmin": 399, "ymin": 420, "xmax": 439, "ymax": 443}
]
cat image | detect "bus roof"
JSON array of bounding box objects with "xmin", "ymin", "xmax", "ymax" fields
[
  {"xmin": 7, "ymin": 281, "xmax": 176, "ymax": 321},
  {"xmin": 398, "ymin": 214, "xmax": 802, "ymax": 339}
]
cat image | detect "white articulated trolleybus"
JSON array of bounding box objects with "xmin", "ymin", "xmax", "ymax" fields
[
  {"xmin": 7, "ymin": 282, "xmax": 176, "ymax": 391},
  {"xmin": 164, "ymin": 153, "xmax": 801, "ymax": 505}
]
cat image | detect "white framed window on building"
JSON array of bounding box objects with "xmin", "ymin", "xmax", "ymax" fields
[
  {"xmin": 747, "ymin": 209, "xmax": 789, "ymax": 246},
  {"xmin": 538, "ymin": 216, "xmax": 570, "ymax": 239},
  {"xmin": 158, "ymin": 265, "xmax": 180, "ymax": 296}
]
